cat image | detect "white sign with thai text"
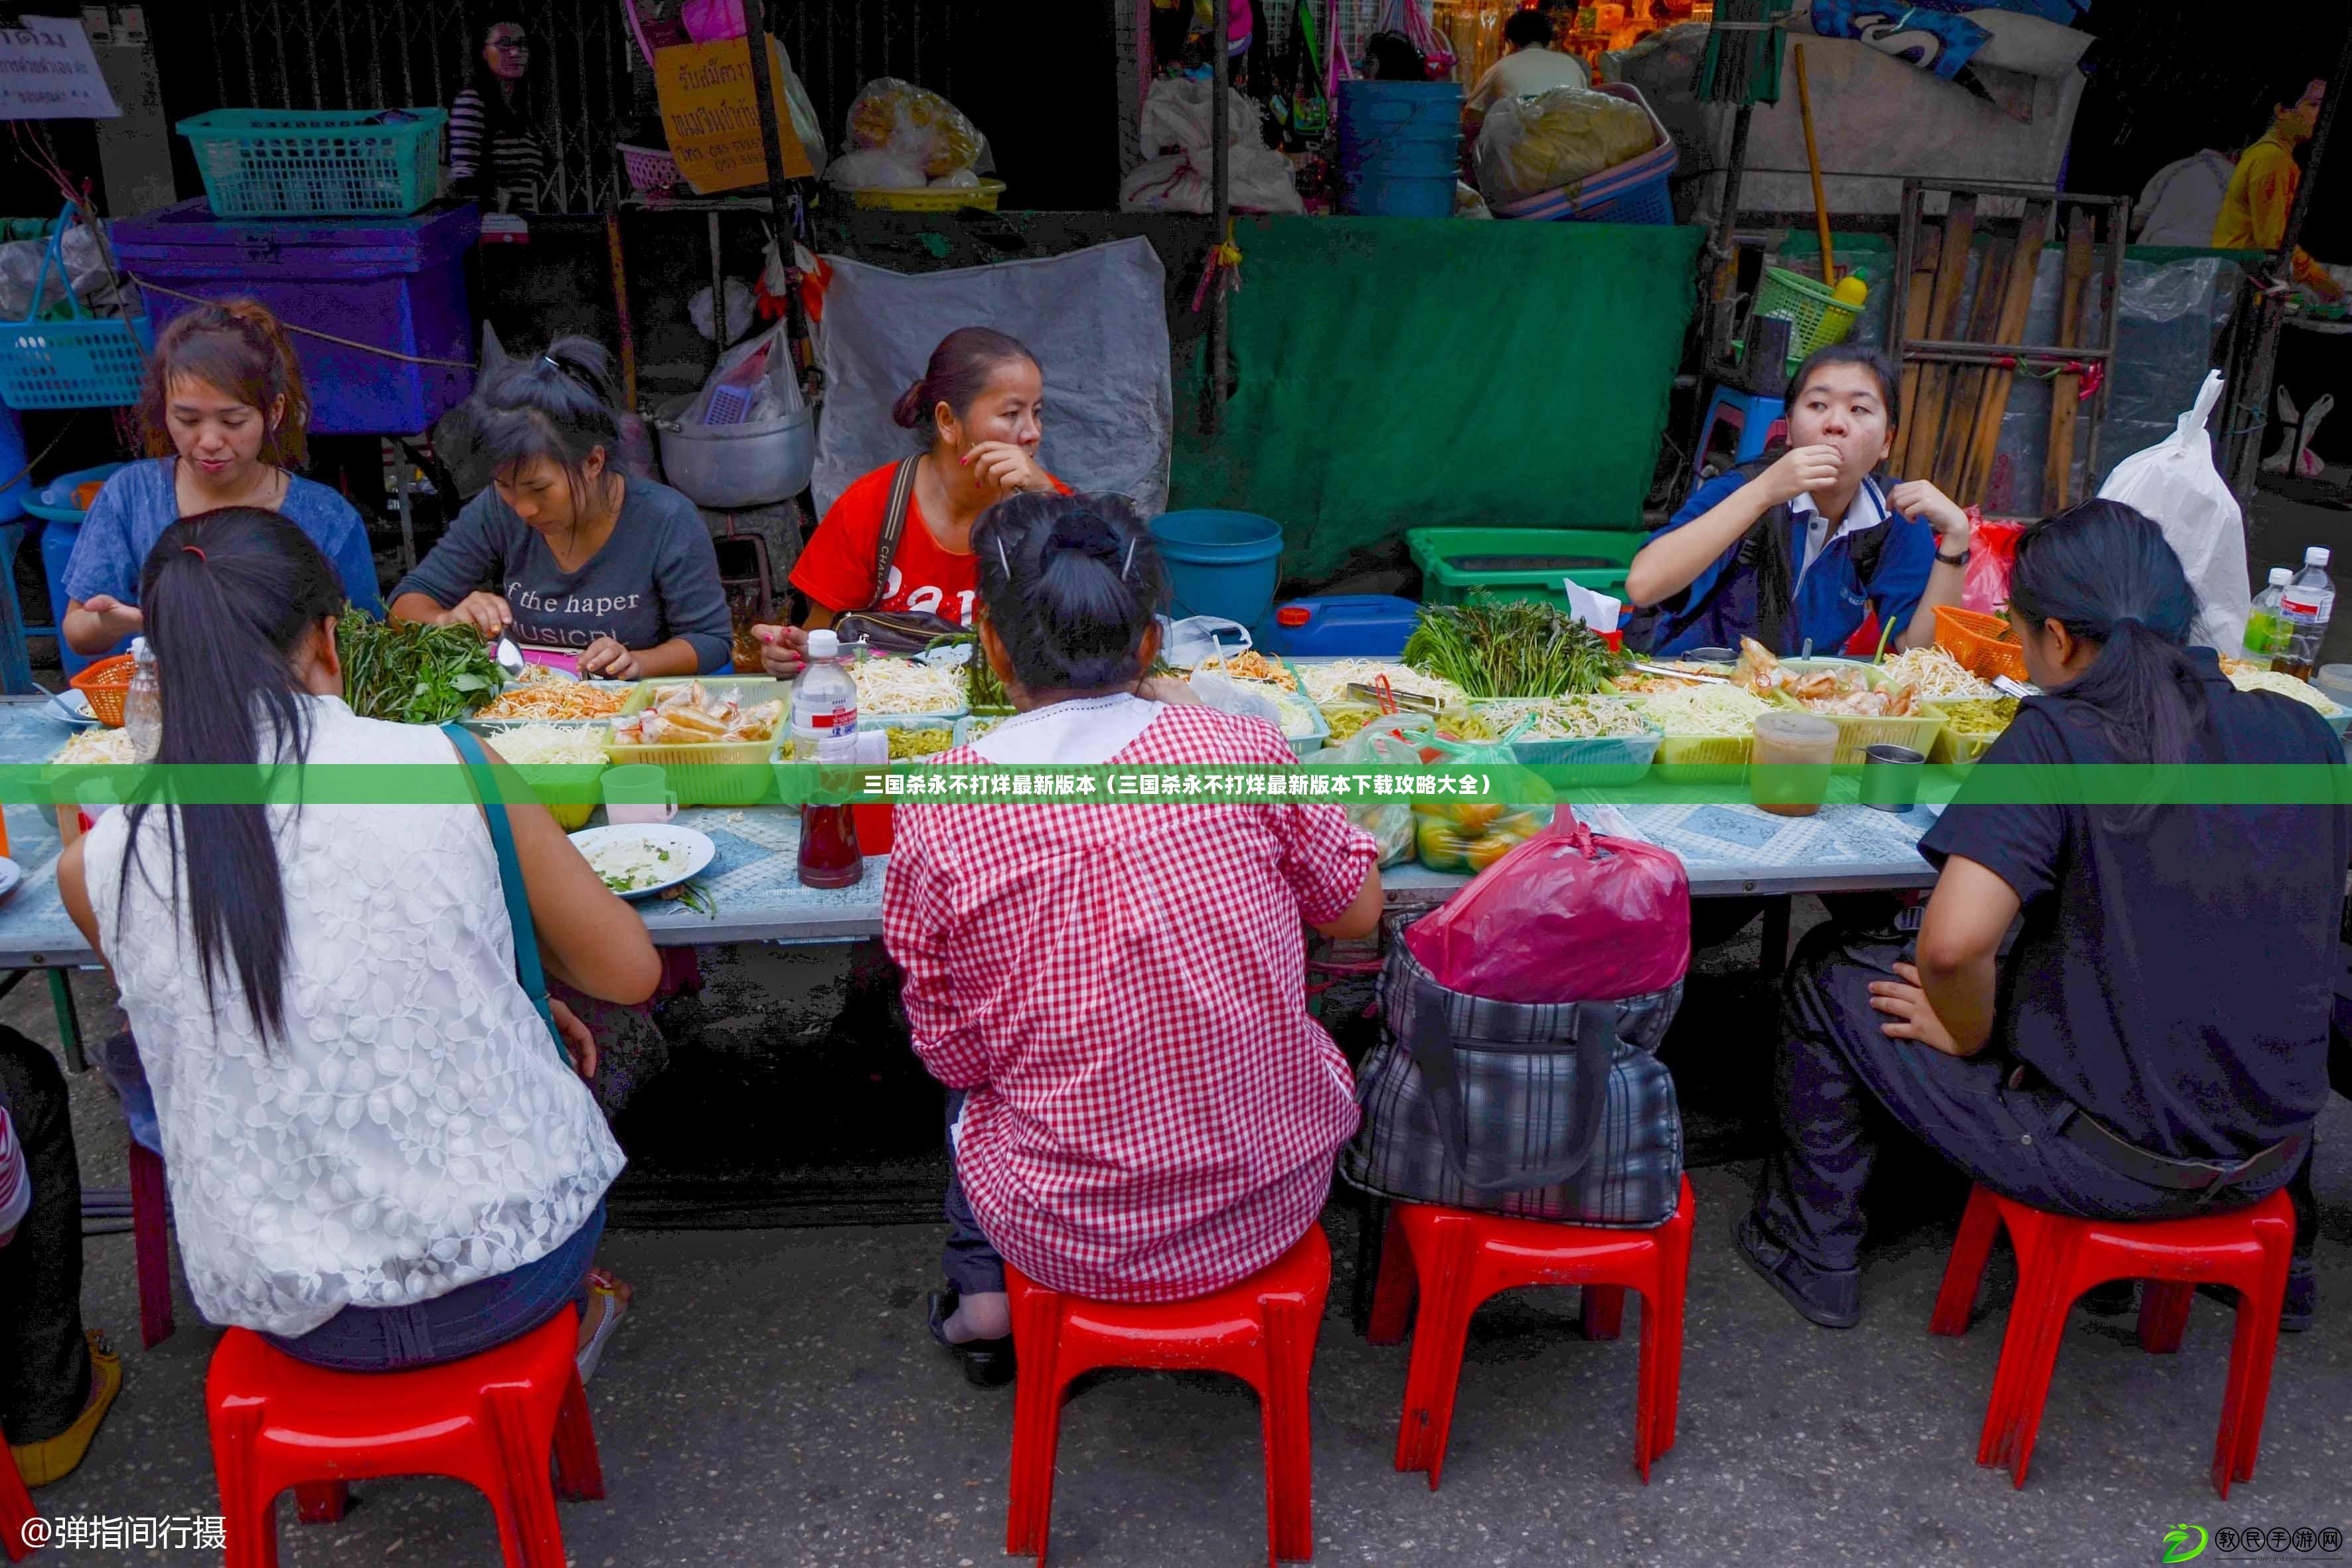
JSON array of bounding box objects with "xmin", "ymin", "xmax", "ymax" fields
[{"xmin": 0, "ymin": 16, "xmax": 120, "ymax": 120}]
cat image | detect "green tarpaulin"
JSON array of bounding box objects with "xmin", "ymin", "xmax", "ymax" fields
[{"xmin": 1170, "ymin": 216, "xmax": 1705, "ymax": 584}]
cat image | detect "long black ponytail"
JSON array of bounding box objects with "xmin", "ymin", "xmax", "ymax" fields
[
  {"xmin": 2005, "ymin": 498, "xmax": 2207, "ymax": 829},
  {"xmin": 121, "ymin": 507, "xmax": 343, "ymax": 1043}
]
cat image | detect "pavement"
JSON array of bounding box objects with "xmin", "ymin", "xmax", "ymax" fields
[{"xmin": 21, "ymin": 960, "xmax": 2352, "ymax": 1568}]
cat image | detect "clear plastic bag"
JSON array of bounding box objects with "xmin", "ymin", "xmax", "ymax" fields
[
  {"xmin": 1473, "ymin": 85, "xmax": 1656, "ymax": 208},
  {"xmin": 685, "ymin": 320, "xmax": 805, "ymax": 425},
  {"xmin": 1312, "ymin": 710, "xmax": 1434, "ymax": 866},
  {"xmin": 1188, "ymin": 668, "xmax": 1290, "ymax": 730},
  {"xmin": 1406, "ymin": 730, "xmax": 1553, "ymax": 872},
  {"xmin": 844, "ymin": 77, "xmax": 985, "ymax": 179}
]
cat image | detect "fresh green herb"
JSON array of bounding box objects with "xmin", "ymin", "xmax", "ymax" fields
[
  {"xmin": 337, "ymin": 607, "xmax": 504, "ymax": 724},
  {"xmin": 1401, "ymin": 595, "xmax": 1629, "ymax": 698},
  {"xmin": 669, "ymin": 880, "xmax": 716, "ymax": 919}
]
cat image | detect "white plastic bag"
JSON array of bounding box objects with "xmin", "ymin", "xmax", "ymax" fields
[
  {"xmin": 826, "ymin": 148, "xmax": 927, "ymax": 191},
  {"xmin": 1120, "ymin": 146, "xmax": 1302, "ymax": 214},
  {"xmin": 1157, "ymin": 614, "xmax": 1253, "ymax": 668},
  {"xmin": 1188, "ymin": 668, "xmax": 1289, "ymax": 731},
  {"xmin": 1139, "ymin": 78, "xmax": 1261, "ymax": 157},
  {"xmin": 2094, "ymin": 370, "xmax": 2250, "ymax": 653}
]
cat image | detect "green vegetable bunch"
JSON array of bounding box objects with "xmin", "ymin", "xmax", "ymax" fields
[
  {"xmin": 1403, "ymin": 595, "xmax": 1629, "ymax": 699},
  {"xmin": 337, "ymin": 607, "xmax": 503, "ymax": 724}
]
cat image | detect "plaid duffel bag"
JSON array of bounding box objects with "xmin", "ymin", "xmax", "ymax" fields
[{"xmin": 1341, "ymin": 937, "xmax": 1684, "ymax": 1227}]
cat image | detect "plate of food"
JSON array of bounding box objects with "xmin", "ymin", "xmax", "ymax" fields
[
  {"xmin": 43, "ymin": 689, "xmax": 96, "ymax": 727},
  {"xmin": 567, "ymin": 823, "xmax": 716, "ymax": 900}
]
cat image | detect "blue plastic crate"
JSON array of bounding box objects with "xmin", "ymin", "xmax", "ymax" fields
[{"xmin": 177, "ymin": 108, "xmax": 447, "ymax": 218}]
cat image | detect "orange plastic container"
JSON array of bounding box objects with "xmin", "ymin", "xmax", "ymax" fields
[
  {"xmin": 1934, "ymin": 606, "xmax": 2028, "ymax": 683},
  {"xmin": 68, "ymin": 652, "xmax": 136, "ymax": 728}
]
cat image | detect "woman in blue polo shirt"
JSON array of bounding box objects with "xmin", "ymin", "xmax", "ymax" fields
[
  {"xmin": 1737, "ymin": 500, "xmax": 2349, "ymax": 1330},
  {"xmin": 1626, "ymin": 345, "xmax": 1976, "ymax": 657}
]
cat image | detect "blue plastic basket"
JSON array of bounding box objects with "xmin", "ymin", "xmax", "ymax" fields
[
  {"xmin": 0, "ymin": 207, "xmax": 151, "ymax": 412},
  {"xmin": 177, "ymin": 108, "xmax": 447, "ymax": 218}
]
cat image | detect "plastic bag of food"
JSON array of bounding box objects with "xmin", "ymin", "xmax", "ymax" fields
[
  {"xmin": 1188, "ymin": 667, "xmax": 1291, "ymax": 734},
  {"xmin": 845, "ymin": 77, "xmax": 984, "ymax": 179},
  {"xmin": 1119, "ymin": 146, "xmax": 1305, "ymax": 215},
  {"xmin": 1407, "ymin": 730, "xmax": 1553, "ymax": 873},
  {"xmin": 684, "ymin": 320, "xmax": 805, "ymax": 424},
  {"xmin": 1473, "ymin": 85, "xmax": 1656, "ymax": 208},
  {"xmin": 1312, "ymin": 710, "xmax": 1435, "ymax": 867}
]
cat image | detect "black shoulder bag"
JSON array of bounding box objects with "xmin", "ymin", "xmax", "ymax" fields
[{"xmin": 832, "ymin": 456, "xmax": 970, "ymax": 657}]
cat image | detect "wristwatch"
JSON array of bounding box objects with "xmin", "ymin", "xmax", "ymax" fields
[{"xmin": 1936, "ymin": 545, "xmax": 1970, "ymax": 568}]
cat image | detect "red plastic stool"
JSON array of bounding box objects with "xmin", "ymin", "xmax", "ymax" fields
[
  {"xmin": 1930, "ymin": 1182, "xmax": 2294, "ymax": 1497},
  {"xmin": 1004, "ymin": 1224, "xmax": 1331, "ymax": 1565},
  {"xmin": 1366, "ymin": 1175, "xmax": 1694, "ymax": 1486},
  {"xmin": 205, "ymin": 1308, "xmax": 603, "ymax": 1567},
  {"xmin": 128, "ymin": 1137, "xmax": 173, "ymax": 1348},
  {"xmin": 0, "ymin": 1443, "xmax": 39, "ymax": 1561}
]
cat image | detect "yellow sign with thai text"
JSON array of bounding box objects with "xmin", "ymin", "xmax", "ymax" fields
[{"xmin": 654, "ymin": 35, "xmax": 813, "ymax": 194}]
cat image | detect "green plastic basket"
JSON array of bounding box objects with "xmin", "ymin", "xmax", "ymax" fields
[
  {"xmin": 1407, "ymin": 528, "xmax": 1643, "ymax": 609},
  {"xmin": 1754, "ymin": 266, "xmax": 1860, "ymax": 376},
  {"xmin": 177, "ymin": 108, "xmax": 447, "ymax": 218}
]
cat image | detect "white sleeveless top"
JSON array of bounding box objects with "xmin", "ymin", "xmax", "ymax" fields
[{"xmin": 82, "ymin": 697, "xmax": 625, "ymax": 1337}]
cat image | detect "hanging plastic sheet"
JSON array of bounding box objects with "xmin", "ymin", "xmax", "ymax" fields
[{"xmin": 811, "ymin": 238, "xmax": 1172, "ymax": 518}]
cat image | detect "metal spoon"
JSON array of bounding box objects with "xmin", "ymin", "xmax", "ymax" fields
[
  {"xmin": 1992, "ymin": 675, "xmax": 2035, "ymax": 699},
  {"xmin": 493, "ymin": 635, "xmax": 527, "ymax": 680}
]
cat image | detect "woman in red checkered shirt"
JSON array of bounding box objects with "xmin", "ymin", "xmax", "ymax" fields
[{"xmin": 884, "ymin": 491, "xmax": 1383, "ymax": 1387}]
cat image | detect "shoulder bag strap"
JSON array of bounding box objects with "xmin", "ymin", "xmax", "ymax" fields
[
  {"xmin": 441, "ymin": 723, "xmax": 558, "ymax": 1042},
  {"xmin": 868, "ymin": 456, "xmax": 923, "ymax": 610},
  {"xmin": 1406, "ymin": 976, "xmax": 1620, "ymax": 1195}
]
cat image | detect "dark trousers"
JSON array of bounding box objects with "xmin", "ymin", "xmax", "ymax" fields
[
  {"xmin": 1755, "ymin": 919, "xmax": 2292, "ymax": 1275},
  {"xmin": 264, "ymin": 1201, "xmax": 604, "ymax": 1373},
  {"xmin": 941, "ymin": 1089, "xmax": 1005, "ymax": 1298},
  {"xmin": 0, "ymin": 1027, "xmax": 90, "ymax": 1444}
]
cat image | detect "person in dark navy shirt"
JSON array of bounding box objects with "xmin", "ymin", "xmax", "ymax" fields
[
  {"xmin": 1626, "ymin": 345, "xmax": 1976, "ymax": 658},
  {"xmin": 1737, "ymin": 500, "xmax": 2351, "ymax": 1329}
]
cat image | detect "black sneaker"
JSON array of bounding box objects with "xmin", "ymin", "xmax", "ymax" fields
[
  {"xmin": 2195, "ymin": 1256, "xmax": 2317, "ymax": 1333},
  {"xmin": 927, "ymin": 1289, "xmax": 1016, "ymax": 1388},
  {"xmin": 1734, "ymin": 1211, "xmax": 1861, "ymax": 1329}
]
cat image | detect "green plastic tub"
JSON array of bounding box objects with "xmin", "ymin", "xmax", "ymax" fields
[{"xmin": 1407, "ymin": 528, "xmax": 1644, "ymax": 609}]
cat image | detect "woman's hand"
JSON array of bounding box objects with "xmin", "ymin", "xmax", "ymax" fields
[
  {"xmin": 78, "ymin": 595, "xmax": 144, "ymax": 642},
  {"xmin": 548, "ymin": 997, "xmax": 599, "ymax": 1081},
  {"xmin": 1137, "ymin": 675, "xmax": 1204, "ymax": 706},
  {"xmin": 1869, "ymin": 962, "xmax": 1962, "ymax": 1055},
  {"xmin": 439, "ymin": 591, "xmax": 515, "ymax": 638},
  {"xmin": 753, "ymin": 623, "xmax": 809, "ymax": 680},
  {"xmin": 1755, "ymin": 445, "xmax": 1845, "ymax": 507},
  {"xmin": 579, "ymin": 637, "xmax": 641, "ymax": 680},
  {"xmin": 963, "ymin": 441, "xmax": 1051, "ymax": 499},
  {"xmin": 1889, "ymin": 481, "xmax": 1972, "ymax": 547}
]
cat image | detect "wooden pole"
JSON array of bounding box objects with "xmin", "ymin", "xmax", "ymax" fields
[
  {"xmin": 1932, "ymin": 215, "xmax": 2014, "ymax": 493},
  {"xmin": 1958, "ymin": 200, "xmax": 2053, "ymax": 501},
  {"xmin": 1206, "ymin": 0, "xmax": 1231, "ymax": 435},
  {"xmin": 1902, "ymin": 195, "xmax": 1976, "ymax": 476},
  {"xmin": 1896, "ymin": 216, "xmax": 1942, "ymax": 439},
  {"xmin": 605, "ymin": 207, "xmax": 637, "ymax": 412},
  {"xmin": 1792, "ymin": 44, "xmax": 1834, "ymax": 286},
  {"xmin": 2044, "ymin": 206, "xmax": 2094, "ymax": 510},
  {"xmin": 736, "ymin": 0, "xmax": 809, "ymax": 351}
]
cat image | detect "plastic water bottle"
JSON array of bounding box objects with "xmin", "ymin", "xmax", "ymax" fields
[
  {"xmin": 2244, "ymin": 567, "xmax": 2293, "ymax": 663},
  {"xmin": 2272, "ymin": 547, "xmax": 2336, "ymax": 680},
  {"xmin": 791, "ymin": 629, "xmax": 862, "ymax": 888},
  {"xmin": 124, "ymin": 637, "xmax": 163, "ymax": 763}
]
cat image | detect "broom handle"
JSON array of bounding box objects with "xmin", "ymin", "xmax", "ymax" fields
[{"xmin": 1793, "ymin": 44, "xmax": 1835, "ymax": 286}]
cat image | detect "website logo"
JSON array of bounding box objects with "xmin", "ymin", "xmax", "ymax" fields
[{"xmin": 2163, "ymin": 1525, "xmax": 2210, "ymax": 1564}]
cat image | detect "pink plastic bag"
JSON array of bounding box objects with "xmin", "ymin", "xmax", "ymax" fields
[
  {"xmin": 1402, "ymin": 817, "xmax": 1689, "ymax": 1006},
  {"xmin": 680, "ymin": 0, "xmax": 746, "ymax": 41},
  {"xmin": 1965, "ymin": 520, "xmax": 2023, "ymax": 614}
]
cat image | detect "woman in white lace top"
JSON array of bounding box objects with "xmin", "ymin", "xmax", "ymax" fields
[{"xmin": 58, "ymin": 507, "xmax": 661, "ymax": 1372}]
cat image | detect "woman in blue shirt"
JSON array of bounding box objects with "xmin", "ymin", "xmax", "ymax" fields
[
  {"xmin": 1626, "ymin": 345, "xmax": 1975, "ymax": 657},
  {"xmin": 62, "ymin": 300, "xmax": 382, "ymax": 655}
]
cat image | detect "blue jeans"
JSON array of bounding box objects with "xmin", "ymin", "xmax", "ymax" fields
[{"xmin": 264, "ymin": 1202, "xmax": 606, "ymax": 1372}]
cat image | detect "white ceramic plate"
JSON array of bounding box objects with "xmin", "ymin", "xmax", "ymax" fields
[
  {"xmin": 566, "ymin": 824, "xmax": 715, "ymax": 901},
  {"xmin": 43, "ymin": 690, "xmax": 95, "ymax": 728}
]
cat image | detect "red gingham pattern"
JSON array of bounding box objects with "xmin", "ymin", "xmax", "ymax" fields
[{"xmin": 883, "ymin": 705, "xmax": 1377, "ymax": 1302}]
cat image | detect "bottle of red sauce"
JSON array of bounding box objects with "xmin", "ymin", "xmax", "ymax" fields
[{"xmin": 792, "ymin": 629, "xmax": 863, "ymax": 889}]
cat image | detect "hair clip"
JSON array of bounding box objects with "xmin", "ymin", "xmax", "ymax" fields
[
  {"xmin": 1120, "ymin": 538, "xmax": 1137, "ymax": 580},
  {"xmin": 994, "ymin": 537, "xmax": 1010, "ymax": 577}
]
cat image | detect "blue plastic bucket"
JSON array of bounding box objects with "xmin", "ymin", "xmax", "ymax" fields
[
  {"xmin": 1150, "ymin": 510, "xmax": 1285, "ymax": 627},
  {"xmin": 1338, "ymin": 81, "xmax": 1462, "ymax": 218}
]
